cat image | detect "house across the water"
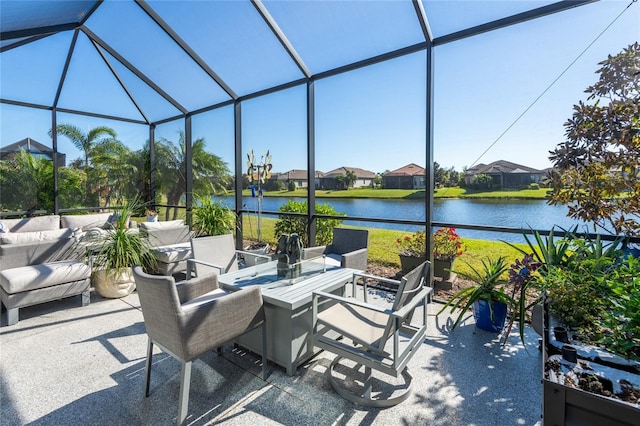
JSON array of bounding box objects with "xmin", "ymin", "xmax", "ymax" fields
[{"xmin": 464, "ymin": 160, "xmax": 545, "ymax": 189}]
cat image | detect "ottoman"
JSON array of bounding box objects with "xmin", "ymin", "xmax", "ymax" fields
[
  {"xmin": 150, "ymin": 242, "xmax": 193, "ymax": 275},
  {"xmin": 0, "ymin": 260, "xmax": 91, "ymax": 325}
]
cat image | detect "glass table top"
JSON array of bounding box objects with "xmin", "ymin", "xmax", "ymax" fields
[{"xmin": 220, "ymin": 256, "xmax": 335, "ymax": 289}]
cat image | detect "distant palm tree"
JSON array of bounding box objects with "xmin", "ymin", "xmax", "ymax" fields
[
  {"xmin": 156, "ymin": 131, "xmax": 231, "ymax": 220},
  {"xmin": 0, "ymin": 150, "xmax": 53, "ymax": 211},
  {"xmin": 91, "ymin": 139, "xmax": 137, "ymax": 207},
  {"xmin": 49, "ymin": 124, "xmax": 118, "ymax": 205},
  {"xmin": 345, "ymin": 170, "xmax": 357, "ymax": 188}
]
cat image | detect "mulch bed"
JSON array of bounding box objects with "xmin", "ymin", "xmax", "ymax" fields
[
  {"xmin": 365, "ymin": 262, "xmax": 476, "ymax": 302},
  {"xmin": 546, "ymin": 359, "xmax": 640, "ymax": 404}
]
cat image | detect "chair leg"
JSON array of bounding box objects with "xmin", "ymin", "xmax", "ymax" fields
[
  {"xmin": 144, "ymin": 338, "xmax": 153, "ymax": 397},
  {"xmin": 261, "ymin": 321, "xmax": 268, "ymax": 380},
  {"xmin": 81, "ymin": 290, "xmax": 90, "ymax": 306},
  {"xmin": 363, "ymin": 366, "xmax": 372, "ymax": 400},
  {"xmin": 177, "ymin": 360, "xmax": 192, "ymax": 426},
  {"xmin": 328, "ymin": 356, "xmax": 413, "ymax": 408},
  {"xmin": 6, "ymin": 307, "xmax": 18, "ymax": 326}
]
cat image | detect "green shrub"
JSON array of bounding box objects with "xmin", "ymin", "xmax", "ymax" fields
[
  {"xmin": 544, "ymin": 265, "xmax": 609, "ymax": 329},
  {"xmin": 262, "ymin": 179, "xmax": 284, "ymax": 191},
  {"xmin": 593, "ymin": 255, "xmax": 640, "ymax": 360},
  {"xmin": 273, "ymin": 200, "xmax": 345, "ymax": 246},
  {"xmin": 529, "ymin": 183, "xmax": 540, "ymax": 190},
  {"xmin": 287, "ymin": 180, "xmax": 296, "ymax": 191},
  {"xmin": 192, "ymin": 196, "xmax": 236, "ymax": 236}
]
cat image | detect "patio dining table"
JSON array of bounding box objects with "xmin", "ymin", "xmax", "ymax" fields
[{"xmin": 218, "ymin": 258, "xmax": 358, "ymax": 376}]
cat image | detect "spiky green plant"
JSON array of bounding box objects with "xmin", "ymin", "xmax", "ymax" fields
[
  {"xmin": 503, "ymin": 226, "xmax": 576, "ymax": 276},
  {"xmin": 437, "ymin": 256, "xmax": 512, "ymax": 330},
  {"xmin": 94, "ymin": 201, "xmax": 156, "ymax": 276}
]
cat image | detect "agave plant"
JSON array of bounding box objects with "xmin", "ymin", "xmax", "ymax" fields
[
  {"xmin": 503, "ymin": 226, "xmax": 576, "ymax": 276},
  {"xmin": 437, "ymin": 256, "xmax": 512, "ymax": 330}
]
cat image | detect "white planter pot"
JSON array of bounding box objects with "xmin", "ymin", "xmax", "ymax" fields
[{"xmin": 93, "ymin": 268, "xmax": 135, "ymax": 298}]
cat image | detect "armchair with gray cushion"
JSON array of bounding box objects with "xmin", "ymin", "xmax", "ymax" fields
[
  {"xmin": 302, "ymin": 228, "xmax": 368, "ymax": 271},
  {"xmin": 312, "ymin": 260, "xmax": 431, "ymax": 407},
  {"xmin": 139, "ymin": 220, "xmax": 193, "ymax": 275},
  {"xmin": 132, "ymin": 266, "xmax": 268, "ymax": 426},
  {"xmin": 186, "ymin": 234, "xmax": 271, "ymax": 279}
]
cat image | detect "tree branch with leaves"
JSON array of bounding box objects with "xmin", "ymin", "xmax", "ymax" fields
[{"xmin": 547, "ymin": 42, "xmax": 640, "ymax": 237}]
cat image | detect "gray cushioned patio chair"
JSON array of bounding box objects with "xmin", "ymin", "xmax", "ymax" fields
[
  {"xmin": 132, "ymin": 266, "xmax": 268, "ymax": 426},
  {"xmin": 312, "ymin": 261, "xmax": 431, "ymax": 407},
  {"xmin": 186, "ymin": 234, "xmax": 271, "ymax": 279},
  {"xmin": 302, "ymin": 228, "xmax": 369, "ymax": 271}
]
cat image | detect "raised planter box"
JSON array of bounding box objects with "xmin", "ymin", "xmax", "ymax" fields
[
  {"xmin": 542, "ymin": 312, "xmax": 640, "ymax": 425},
  {"xmin": 543, "ymin": 378, "xmax": 639, "ymax": 425}
]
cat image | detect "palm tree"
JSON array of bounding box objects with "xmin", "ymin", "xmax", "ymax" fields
[
  {"xmin": 0, "ymin": 150, "xmax": 53, "ymax": 211},
  {"xmin": 49, "ymin": 124, "xmax": 118, "ymax": 205},
  {"xmin": 91, "ymin": 139, "xmax": 137, "ymax": 207},
  {"xmin": 345, "ymin": 170, "xmax": 357, "ymax": 188},
  {"xmin": 156, "ymin": 131, "xmax": 231, "ymax": 220}
]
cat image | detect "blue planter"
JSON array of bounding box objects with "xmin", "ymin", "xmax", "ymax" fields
[{"xmin": 472, "ymin": 299, "xmax": 508, "ymax": 332}]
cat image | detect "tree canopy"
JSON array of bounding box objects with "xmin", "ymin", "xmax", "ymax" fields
[{"xmin": 547, "ymin": 42, "xmax": 640, "ymax": 237}]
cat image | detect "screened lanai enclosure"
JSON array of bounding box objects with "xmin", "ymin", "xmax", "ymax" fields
[{"xmin": 1, "ymin": 0, "xmax": 638, "ymax": 249}]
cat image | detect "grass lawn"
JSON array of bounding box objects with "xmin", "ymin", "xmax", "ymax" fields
[
  {"xmin": 242, "ymin": 215, "xmax": 528, "ymax": 277},
  {"xmin": 247, "ymin": 187, "xmax": 550, "ymax": 200},
  {"xmin": 144, "ymin": 204, "xmax": 531, "ymax": 276}
]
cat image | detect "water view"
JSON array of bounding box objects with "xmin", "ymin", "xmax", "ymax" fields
[{"xmin": 234, "ymin": 196, "xmax": 592, "ymax": 244}]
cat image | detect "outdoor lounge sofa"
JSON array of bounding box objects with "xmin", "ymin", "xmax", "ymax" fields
[{"xmin": 0, "ymin": 215, "xmax": 91, "ymax": 325}]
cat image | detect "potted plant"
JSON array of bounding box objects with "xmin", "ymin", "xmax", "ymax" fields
[
  {"xmin": 540, "ymin": 251, "xmax": 640, "ymax": 422},
  {"xmin": 91, "ymin": 202, "xmax": 156, "ymax": 298},
  {"xmin": 145, "ymin": 208, "xmax": 158, "ymax": 222},
  {"xmin": 437, "ymin": 256, "xmax": 512, "ymax": 332},
  {"xmin": 501, "ymin": 253, "xmax": 543, "ymax": 345},
  {"xmin": 432, "ymin": 227, "xmax": 465, "ymax": 280},
  {"xmin": 508, "ymin": 229, "xmax": 640, "ymax": 421},
  {"xmin": 396, "ymin": 229, "xmax": 426, "ymax": 273}
]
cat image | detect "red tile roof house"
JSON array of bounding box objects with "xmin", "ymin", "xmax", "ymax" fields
[
  {"xmin": 272, "ymin": 169, "xmax": 325, "ymax": 189},
  {"xmin": 383, "ymin": 163, "xmax": 426, "ymax": 189},
  {"xmin": 463, "ymin": 160, "xmax": 545, "ymax": 189},
  {"xmin": 318, "ymin": 167, "xmax": 376, "ymax": 190}
]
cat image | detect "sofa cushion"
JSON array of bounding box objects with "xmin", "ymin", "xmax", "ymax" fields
[
  {"xmin": 61, "ymin": 213, "xmax": 113, "ymax": 231},
  {"xmin": 139, "ymin": 220, "xmax": 185, "ymax": 230},
  {"xmin": 151, "ymin": 243, "xmax": 192, "ymax": 264},
  {"xmin": 1, "ymin": 215, "xmax": 61, "ymax": 233},
  {"xmin": 0, "ymin": 238, "xmax": 77, "ymax": 270},
  {"xmin": 0, "ymin": 228, "xmax": 73, "ymax": 245},
  {"xmin": 0, "ymin": 260, "xmax": 91, "ymax": 294}
]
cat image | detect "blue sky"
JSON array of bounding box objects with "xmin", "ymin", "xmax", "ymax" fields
[{"xmin": 1, "ymin": 0, "xmax": 638, "ymax": 175}]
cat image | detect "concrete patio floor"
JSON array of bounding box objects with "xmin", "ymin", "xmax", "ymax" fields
[{"xmin": 1, "ymin": 287, "xmax": 543, "ymax": 425}]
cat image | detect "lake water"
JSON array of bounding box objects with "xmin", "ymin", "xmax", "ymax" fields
[{"xmin": 233, "ymin": 196, "xmax": 592, "ymax": 243}]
